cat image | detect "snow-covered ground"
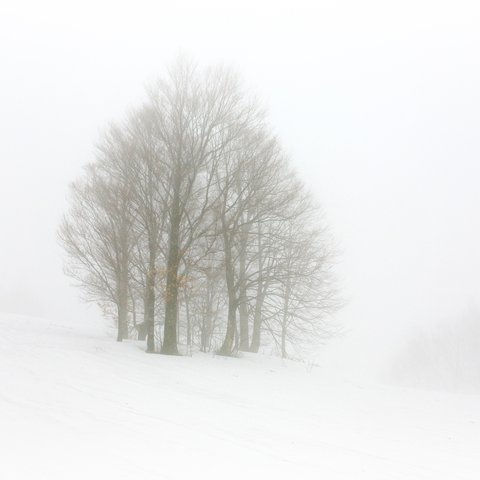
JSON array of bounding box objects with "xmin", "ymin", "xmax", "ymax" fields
[{"xmin": 0, "ymin": 313, "xmax": 479, "ymax": 480}]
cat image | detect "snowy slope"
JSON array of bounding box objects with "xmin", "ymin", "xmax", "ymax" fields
[{"xmin": 0, "ymin": 313, "xmax": 479, "ymax": 480}]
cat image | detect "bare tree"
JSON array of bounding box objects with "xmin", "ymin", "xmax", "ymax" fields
[
  {"xmin": 123, "ymin": 107, "xmax": 168, "ymax": 352},
  {"xmin": 147, "ymin": 60, "xmax": 260, "ymax": 355},
  {"xmin": 248, "ymin": 221, "xmax": 281, "ymax": 352},
  {"xmin": 214, "ymin": 131, "xmax": 295, "ymax": 356},
  {"xmin": 59, "ymin": 126, "xmax": 136, "ymax": 341},
  {"xmin": 263, "ymin": 205, "xmax": 339, "ymax": 358},
  {"xmin": 60, "ymin": 57, "xmax": 340, "ymax": 359}
]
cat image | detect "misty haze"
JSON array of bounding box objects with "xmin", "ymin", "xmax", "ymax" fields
[{"xmin": 1, "ymin": 1, "xmax": 479, "ymax": 479}]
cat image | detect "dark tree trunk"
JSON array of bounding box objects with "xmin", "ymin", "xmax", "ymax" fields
[
  {"xmin": 116, "ymin": 260, "xmax": 129, "ymax": 342},
  {"xmin": 218, "ymin": 233, "xmax": 237, "ymax": 356},
  {"xmin": 161, "ymin": 181, "xmax": 181, "ymax": 355},
  {"xmin": 238, "ymin": 246, "xmax": 249, "ymax": 351},
  {"xmin": 145, "ymin": 247, "xmax": 156, "ymax": 353},
  {"xmin": 250, "ymin": 290, "xmax": 265, "ymax": 353},
  {"xmin": 238, "ymin": 298, "xmax": 249, "ymax": 349},
  {"xmin": 200, "ymin": 315, "xmax": 207, "ymax": 352},
  {"xmin": 238, "ymin": 217, "xmax": 251, "ymax": 351},
  {"xmin": 218, "ymin": 298, "xmax": 237, "ymax": 355},
  {"xmin": 137, "ymin": 322, "xmax": 147, "ymax": 341},
  {"xmin": 162, "ymin": 247, "xmax": 180, "ymax": 354},
  {"xmin": 250, "ymin": 223, "xmax": 266, "ymax": 353},
  {"xmin": 201, "ymin": 292, "xmax": 213, "ymax": 352},
  {"xmin": 281, "ymin": 327, "xmax": 287, "ymax": 359},
  {"xmin": 185, "ymin": 293, "xmax": 191, "ymax": 349},
  {"xmin": 281, "ymin": 279, "xmax": 291, "ymax": 359},
  {"xmin": 116, "ymin": 303, "xmax": 128, "ymax": 342}
]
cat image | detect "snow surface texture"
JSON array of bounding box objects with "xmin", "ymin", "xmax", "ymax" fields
[{"xmin": 0, "ymin": 313, "xmax": 479, "ymax": 480}]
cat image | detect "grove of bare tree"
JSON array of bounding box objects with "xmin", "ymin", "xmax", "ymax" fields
[{"xmin": 59, "ymin": 59, "xmax": 339, "ymax": 358}]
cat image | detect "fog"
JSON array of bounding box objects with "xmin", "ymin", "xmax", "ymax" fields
[{"xmin": 1, "ymin": 0, "xmax": 479, "ymax": 380}]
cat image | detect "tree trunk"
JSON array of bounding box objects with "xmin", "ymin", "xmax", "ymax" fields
[
  {"xmin": 201, "ymin": 288, "xmax": 213, "ymax": 352},
  {"xmin": 250, "ymin": 223, "xmax": 266, "ymax": 353},
  {"xmin": 137, "ymin": 322, "xmax": 147, "ymax": 341},
  {"xmin": 218, "ymin": 233, "xmax": 237, "ymax": 356},
  {"xmin": 116, "ymin": 303, "xmax": 128, "ymax": 342},
  {"xmin": 161, "ymin": 181, "xmax": 181, "ymax": 355},
  {"xmin": 238, "ymin": 214, "xmax": 251, "ymax": 350},
  {"xmin": 250, "ymin": 289, "xmax": 265, "ymax": 353},
  {"xmin": 145, "ymin": 248, "xmax": 156, "ymax": 352},
  {"xmin": 281, "ymin": 328, "xmax": 287, "ymax": 358},
  {"xmin": 238, "ymin": 244, "xmax": 249, "ymax": 351},
  {"xmin": 219, "ymin": 298, "xmax": 237, "ymax": 355},
  {"xmin": 185, "ymin": 293, "xmax": 191, "ymax": 349},
  {"xmin": 162, "ymin": 251, "xmax": 180, "ymax": 354},
  {"xmin": 116, "ymin": 278, "xmax": 129, "ymax": 342},
  {"xmin": 281, "ymin": 279, "xmax": 291, "ymax": 359}
]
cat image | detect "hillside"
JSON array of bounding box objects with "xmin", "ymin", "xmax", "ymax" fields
[{"xmin": 0, "ymin": 313, "xmax": 479, "ymax": 479}]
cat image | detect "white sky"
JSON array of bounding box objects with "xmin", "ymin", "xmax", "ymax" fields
[{"xmin": 1, "ymin": 0, "xmax": 479, "ymax": 377}]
